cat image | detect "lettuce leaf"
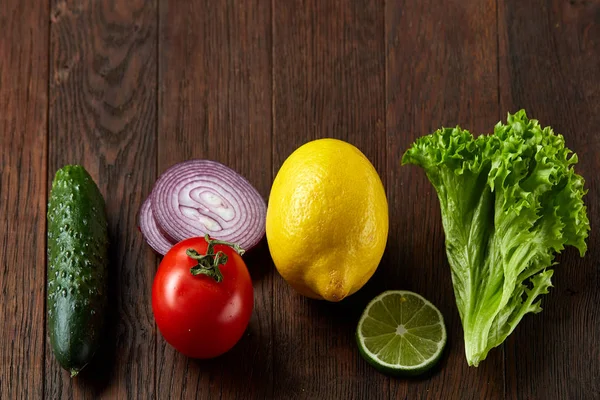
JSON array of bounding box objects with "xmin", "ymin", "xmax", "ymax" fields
[{"xmin": 402, "ymin": 110, "xmax": 590, "ymax": 366}]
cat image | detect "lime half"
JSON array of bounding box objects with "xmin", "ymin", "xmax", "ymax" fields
[{"xmin": 356, "ymin": 290, "xmax": 447, "ymax": 376}]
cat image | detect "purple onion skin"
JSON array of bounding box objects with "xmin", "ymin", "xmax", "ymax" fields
[
  {"xmin": 138, "ymin": 197, "xmax": 176, "ymax": 256},
  {"xmin": 150, "ymin": 160, "xmax": 266, "ymax": 252}
]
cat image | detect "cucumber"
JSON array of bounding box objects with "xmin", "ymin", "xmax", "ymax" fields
[{"xmin": 47, "ymin": 165, "xmax": 108, "ymax": 377}]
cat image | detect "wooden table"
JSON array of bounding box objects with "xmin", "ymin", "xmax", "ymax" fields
[{"xmin": 1, "ymin": 0, "xmax": 598, "ymax": 399}]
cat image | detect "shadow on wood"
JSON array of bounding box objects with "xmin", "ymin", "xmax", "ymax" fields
[
  {"xmin": 243, "ymin": 237, "xmax": 273, "ymax": 284},
  {"xmin": 70, "ymin": 231, "xmax": 119, "ymax": 395}
]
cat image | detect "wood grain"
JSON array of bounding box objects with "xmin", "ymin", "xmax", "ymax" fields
[
  {"xmin": 499, "ymin": 1, "xmax": 600, "ymax": 399},
  {"xmin": 157, "ymin": 0, "xmax": 273, "ymax": 398},
  {"xmin": 272, "ymin": 0, "xmax": 388, "ymax": 398},
  {"xmin": 0, "ymin": 1, "xmax": 48, "ymax": 399},
  {"xmin": 0, "ymin": 0, "xmax": 598, "ymax": 397},
  {"xmin": 386, "ymin": 0, "xmax": 504, "ymax": 398},
  {"xmin": 46, "ymin": 0, "xmax": 157, "ymax": 398}
]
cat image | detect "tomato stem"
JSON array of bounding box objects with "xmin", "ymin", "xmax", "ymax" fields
[
  {"xmin": 186, "ymin": 235, "xmax": 245, "ymax": 282},
  {"xmin": 206, "ymin": 236, "xmax": 245, "ymax": 256}
]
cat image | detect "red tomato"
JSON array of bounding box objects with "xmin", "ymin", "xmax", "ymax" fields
[{"xmin": 152, "ymin": 236, "xmax": 254, "ymax": 358}]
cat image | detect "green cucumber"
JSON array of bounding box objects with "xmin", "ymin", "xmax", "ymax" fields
[{"xmin": 47, "ymin": 165, "xmax": 108, "ymax": 377}]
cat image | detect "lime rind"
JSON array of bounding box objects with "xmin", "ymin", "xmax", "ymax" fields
[{"xmin": 356, "ymin": 290, "xmax": 447, "ymax": 376}]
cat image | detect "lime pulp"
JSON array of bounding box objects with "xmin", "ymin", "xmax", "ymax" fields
[{"xmin": 356, "ymin": 290, "xmax": 447, "ymax": 376}]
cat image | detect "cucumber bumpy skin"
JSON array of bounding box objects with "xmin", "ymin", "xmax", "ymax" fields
[{"xmin": 47, "ymin": 165, "xmax": 108, "ymax": 377}]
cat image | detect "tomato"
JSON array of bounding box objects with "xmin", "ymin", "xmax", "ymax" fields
[{"xmin": 152, "ymin": 236, "xmax": 254, "ymax": 358}]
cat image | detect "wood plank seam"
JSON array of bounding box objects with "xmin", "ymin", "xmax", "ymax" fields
[
  {"xmin": 495, "ymin": 1, "xmax": 507, "ymax": 398},
  {"xmin": 155, "ymin": 0, "xmax": 160, "ymax": 398},
  {"xmin": 43, "ymin": 0, "xmax": 52, "ymax": 399},
  {"xmin": 271, "ymin": 0, "xmax": 276, "ymax": 398}
]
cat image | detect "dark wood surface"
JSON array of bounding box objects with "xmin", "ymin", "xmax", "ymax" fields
[
  {"xmin": 0, "ymin": 1, "xmax": 48, "ymax": 399},
  {"xmin": 1, "ymin": 0, "xmax": 598, "ymax": 399}
]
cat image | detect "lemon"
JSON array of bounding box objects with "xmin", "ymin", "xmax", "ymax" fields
[{"xmin": 266, "ymin": 139, "xmax": 388, "ymax": 301}]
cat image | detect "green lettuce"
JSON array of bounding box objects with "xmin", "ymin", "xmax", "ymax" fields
[{"xmin": 402, "ymin": 110, "xmax": 590, "ymax": 366}]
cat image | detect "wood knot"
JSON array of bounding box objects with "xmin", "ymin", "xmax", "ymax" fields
[{"xmin": 51, "ymin": 1, "xmax": 67, "ymax": 23}]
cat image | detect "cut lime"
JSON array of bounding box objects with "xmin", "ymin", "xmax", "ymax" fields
[{"xmin": 356, "ymin": 290, "xmax": 447, "ymax": 376}]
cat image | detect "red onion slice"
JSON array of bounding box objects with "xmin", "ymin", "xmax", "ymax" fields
[
  {"xmin": 139, "ymin": 197, "xmax": 177, "ymax": 255},
  {"xmin": 151, "ymin": 160, "xmax": 266, "ymax": 251}
]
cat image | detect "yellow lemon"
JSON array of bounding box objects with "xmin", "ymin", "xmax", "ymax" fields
[{"xmin": 266, "ymin": 139, "xmax": 388, "ymax": 301}]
